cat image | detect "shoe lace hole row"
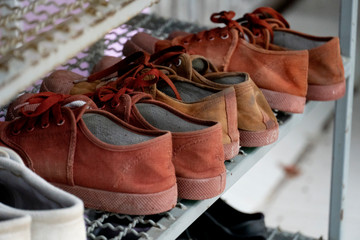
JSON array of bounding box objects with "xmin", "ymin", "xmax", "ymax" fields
[
  {"xmin": 111, "ymin": 102, "xmax": 120, "ymax": 109},
  {"xmin": 175, "ymin": 59, "xmax": 182, "ymax": 67},
  {"xmin": 57, "ymin": 119, "xmax": 65, "ymax": 126},
  {"xmin": 11, "ymin": 129, "xmax": 20, "ymax": 135},
  {"xmin": 11, "ymin": 119, "xmax": 63, "ymax": 135},
  {"xmin": 221, "ymin": 34, "xmax": 229, "ymax": 39}
]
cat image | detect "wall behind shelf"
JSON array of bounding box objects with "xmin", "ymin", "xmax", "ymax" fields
[{"xmin": 149, "ymin": 0, "xmax": 288, "ymax": 27}]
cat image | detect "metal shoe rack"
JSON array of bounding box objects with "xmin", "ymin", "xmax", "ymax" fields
[{"xmin": 0, "ymin": 1, "xmax": 357, "ymax": 240}]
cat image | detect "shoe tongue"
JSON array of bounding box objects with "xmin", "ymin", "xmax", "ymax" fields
[{"xmin": 106, "ymin": 94, "xmax": 133, "ymax": 122}]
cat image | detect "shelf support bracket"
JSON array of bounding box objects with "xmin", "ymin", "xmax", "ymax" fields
[{"xmin": 329, "ymin": 0, "xmax": 358, "ymax": 239}]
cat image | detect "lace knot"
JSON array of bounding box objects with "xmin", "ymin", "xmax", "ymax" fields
[{"xmin": 210, "ymin": 11, "xmax": 244, "ymax": 34}]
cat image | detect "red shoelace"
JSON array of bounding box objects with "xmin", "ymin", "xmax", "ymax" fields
[
  {"xmin": 179, "ymin": 8, "xmax": 289, "ymax": 49},
  {"xmin": 238, "ymin": 7, "xmax": 290, "ymax": 43},
  {"xmin": 11, "ymin": 93, "xmax": 71, "ymax": 135},
  {"xmin": 89, "ymin": 85, "xmax": 153, "ymax": 122},
  {"xmin": 83, "ymin": 46, "xmax": 188, "ymax": 100},
  {"xmin": 179, "ymin": 10, "xmax": 256, "ymax": 46}
]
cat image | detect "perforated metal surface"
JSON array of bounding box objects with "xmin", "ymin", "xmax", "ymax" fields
[
  {"xmin": 267, "ymin": 228, "xmax": 321, "ymax": 240},
  {"xmin": 0, "ymin": 0, "xmax": 158, "ymax": 105}
]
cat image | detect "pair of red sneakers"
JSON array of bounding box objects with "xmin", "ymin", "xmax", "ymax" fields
[{"xmin": 124, "ymin": 7, "xmax": 345, "ymax": 113}]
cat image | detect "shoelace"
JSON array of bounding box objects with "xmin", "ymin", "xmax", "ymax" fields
[
  {"xmin": 179, "ymin": 11, "xmax": 256, "ymax": 46},
  {"xmin": 237, "ymin": 7, "xmax": 290, "ymax": 46},
  {"xmin": 88, "ymin": 86, "xmax": 152, "ymax": 122},
  {"xmin": 79, "ymin": 48, "xmax": 185, "ymax": 100},
  {"xmin": 11, "ymin": 93, "xmax": 70, "ymax": 135}
]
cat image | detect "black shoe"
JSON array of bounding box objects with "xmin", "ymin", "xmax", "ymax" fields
[{"xmin": 177, "ymin": 199, "xmax": 267, "ymax": 240}]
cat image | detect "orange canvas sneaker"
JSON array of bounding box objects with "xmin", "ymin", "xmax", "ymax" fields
[
  {"xmin": 123, "ymin": 14, "xmax": 309, "ymax": 113},
  {"xmin": 160, "ymin": 52, "xmax": 279, "ymax": 147},
  {"xmin": 237, "ymin": 7, "xmax": 345, "ymax": 101}
]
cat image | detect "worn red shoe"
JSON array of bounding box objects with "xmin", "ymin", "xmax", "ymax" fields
[
  {"xmin": 1, "ymin": 92, "xmax": 177, "ymax": 215},
  {"xmin": 237, "ymin": 7, "xmax": 345, "ymax": 101},
  {"xmin": 123, "ymin": 14, "xmax": 309, "ymax": 113},
  {"xmin": 87, "ymin": 89, "xmax": 226, "ymax": 199}
]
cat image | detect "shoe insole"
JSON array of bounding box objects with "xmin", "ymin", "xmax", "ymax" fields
[
  {"xmin": 207, "ymin": 74, "xmax": 246, "ymax": 85},
  {"xmin": 273, "ymin": 31, "xmax": 326, "ymax": 50},
  {"xmin": 158, "ymin": 81, "xmax": 217, "ymax": 103},
  {"xmin": 136, "ymin": 103, "xmax": 207, "ymax": 132},
  {"xmin": 82, "ymin": 113, "xmax": 155, "ymax": 145}
]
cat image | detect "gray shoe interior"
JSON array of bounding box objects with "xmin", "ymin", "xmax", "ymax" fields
[
  {"xmin": 158, "ymin": 81, "xmax": 217, "ymax": 103},
  {"xmin": 273, "ymin": 31, "xmax": 326, "ymax": 50},
  {"xmin": 0, "ymin": 170, "xmax": 64, "ymax": 210},
  {"xmin": 83, "ymin": 113, "xmax": 154, "ymax": 145},
  {"xmin": 208, "ymin": 74, "xmax": 246, "ymax": 85},
  {"xmin": 0, "ymin": 215, "xmax": 17, "ymax": 221},
  {"xmin": 135, "ymin": 103, "xmax": 207, "ymax": 132}
]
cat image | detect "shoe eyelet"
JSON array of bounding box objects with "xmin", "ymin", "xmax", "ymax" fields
[
  {"xmin": 26, "ymin": 127, "xmax": 34, "ymax": 132},
  {"xmin": 183, "ymin": 41, "xmax": 189, "ymax": 45},
  {"xmin": 57, "ymin": 119, "xmax": 65, "ymax": 126},
  {"xmin": 100, "ymin": 105, "xmax": 106, "ymax": 109},
  {"xmin": 166, "ymin": 63, "xmax": 173, "ymax": 68},
  {"xmin": 221, "ymin": 34, "xmax": 229, "ymax": 39},
  {"xmin": 111, "ymin": 102, "xmax": 120, "ymax": 109},
  {"xmin": 41, "ymin": 123, "xmax": 50, "ymax": 129},
  {"xmin": 11, "ymin": 129, "xmax": 21, "ymax": 135},
  {"xmin": 196, "ymin": 38, "xmax": 202, "ymax": 42},
  {"xmin": 208, "ymin": 36, "xmax": 215, "ymax": 41},
  {"xmin": 175, "ymin": 58, "xmax": 182, "ymax": 67},
  {"xmin": 254, "ymin": 32, "xmax": 261, "ymax": 37}
]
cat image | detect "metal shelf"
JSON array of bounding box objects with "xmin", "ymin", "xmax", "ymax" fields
[
  {"xmin": 0, "ymin": 1, "xmax": 356, "ymax": 239},
  {"xmin": 0, "ymin": 0, "xmax": 158, "ymax": 106}
]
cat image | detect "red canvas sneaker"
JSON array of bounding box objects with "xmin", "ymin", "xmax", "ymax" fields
[
  {"xmin": 123, "ymin": 14, "xmax": 309, "ymax": 113},
  {"xmin": 237, "ymin": 7, "xmax": 345, "ymax": 101},
  {"xmin": 87, "ymin": 89, "xmax": 226, "ymax": 199},
  {"xmin": 1, "ymin": 93, "xmax": 177, "ymax": 215}
]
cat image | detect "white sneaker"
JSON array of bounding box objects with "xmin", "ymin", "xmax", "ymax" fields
[
  {"xmin": 0, "ymin": 211, "xmax": 31, "ymax": 240},
  {"xmin": 0, "ymin": 147, "xmax": 86, "ymax": 240}
]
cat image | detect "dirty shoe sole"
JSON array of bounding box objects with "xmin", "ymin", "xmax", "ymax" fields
[
  {"xmin": 239, "ymin": 124, "xmax": 279, "ymax": 147},
  {"xmin": 53, "ymin": 183, "xmax": 178, "ymax": 215},
  {"xmin": 306, "ymin": 81, "xmax": 346, "ymax": 101},
  {"xmin": 177, "ymin": 172, "xmax": 226, "ymax": 200},
  {"xmin": 260, "ymin": 88, "xmax": 306, "ymax": 113}
]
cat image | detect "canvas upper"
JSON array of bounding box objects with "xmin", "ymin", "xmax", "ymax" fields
[
  {"xmin": 1, "ymin": 93, "xmax": 177, "ymax": 215},
  {"xmin": 124, "ymin": 15, "xmax": 309, "ymax": 113}
]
